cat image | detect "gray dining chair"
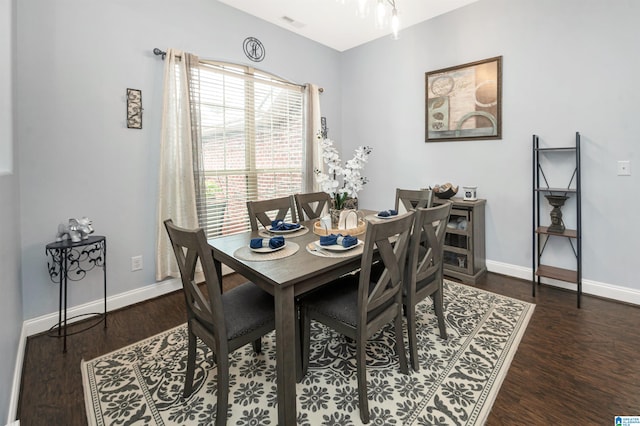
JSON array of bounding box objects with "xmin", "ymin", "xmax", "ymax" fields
[
  {"xmin": 403, "ymin": 202, "xmax": 452, "ymax": 371},
  {"xmin": 294, "ymin": 191, "xmax": 331, "ymax": 221},
  {"xmin": 163, "ymin": 219, "xmax": 275, "ymax": 426},
  {"xmin": 299, "ymin": 212, "xmax": 415, "ymax": 424},
  {"xmin": 246, "ymin": 195, "xmax": 298, "ymax": 231},
  {"xmin": 395, "ymin": 188, "xmax": 433, "ymax": 213}
]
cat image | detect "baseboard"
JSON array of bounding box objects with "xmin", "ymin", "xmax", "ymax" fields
[
  {"xmin": 486, "ymin": 260, "xmax": 640, "ymax": 306},
  {"xmin": 22, "ymin": 278, "xmax": 182, "ymax": 337},
  {"xmin": 6, "ymin": 323, "xmax": 25, "ymax": 426}
]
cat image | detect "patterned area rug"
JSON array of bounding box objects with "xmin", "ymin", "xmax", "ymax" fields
[{"xmin": 82, "ymin": 280, "xmax": 534, "ymax": 425}]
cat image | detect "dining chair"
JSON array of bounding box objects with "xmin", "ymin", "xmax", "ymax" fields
[
  {"xmin": 403, "ymin": 202, "xmax": 452, "ymax": 372},
  {"xmin": 246, "ymin": 195, "xmax": 298, "ymax": 231},
  {"xmin": 299, "ymin": 212, "xmax": 415, "ymax": 424},
  {"xmin": 395, "ymin": 188, "xmax": 433, "ymax": 214},
  {"xmin": 294, "ymin": 191, "xmax": 331, "ymax": 221},
  {"xmin": 163, "ymin": 219, "xmax": 275, "ymax": 426}
]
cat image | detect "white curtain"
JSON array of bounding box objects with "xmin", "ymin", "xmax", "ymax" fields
[
  {"xmin": 305, "ymin": 84, "xmax": 323, "ymax": 192},
  {"xmin": 155, "ymin": 49, "xmax": 200, "ymax": 280}
]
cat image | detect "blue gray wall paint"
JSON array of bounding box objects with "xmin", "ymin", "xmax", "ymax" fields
[
  {"xmin": 1, "ymin": 0, "xmax": 22, "ymax": 421},
  {"xmin": 16, "ymin": 0, "xmax": 341, "ymax": 320},
  {"xmin": 5, "ymin": 0, "xmax": 640, "ymax": 420},
  {"xmin": 342, "ymin": 0, "xmax": 639, "ymax": 290}
]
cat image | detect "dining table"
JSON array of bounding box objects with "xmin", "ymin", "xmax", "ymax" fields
[{"xmin": 207, "ymin": 210, "xmax": 379, "ymax": 425}]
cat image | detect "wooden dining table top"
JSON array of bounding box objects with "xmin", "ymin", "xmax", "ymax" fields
[{"xmin": 207, "ymin": 210, "xmax": 378, "ymax": 296}]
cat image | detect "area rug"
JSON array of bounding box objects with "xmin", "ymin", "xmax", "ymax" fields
[{"xmin": 82, "ymin": 280, "xmax": 534, "ymax": 425}]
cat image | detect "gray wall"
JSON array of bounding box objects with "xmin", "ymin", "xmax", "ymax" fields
[
  {"xmin": 6, "ymin": 0, "xmax": 640, "ymax": 420},
  {"xmin": 1, "ymin": 0, "xmax": 22, "ymax": 421},
  {"xmin": 16, "ymin": 0, "xmax": 342, "ymax": 319},
  {"xmin": 342, "ymin": 0, "xmax": 639, "ymax": 292}
]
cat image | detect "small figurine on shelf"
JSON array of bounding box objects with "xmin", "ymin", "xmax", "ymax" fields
[{"xmin": 56, "ymin": 217, "xmax": 94, "ymax": 242}]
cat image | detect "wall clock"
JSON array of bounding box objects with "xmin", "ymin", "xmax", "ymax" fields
[{"xmin": 243, "ymin": 37, "xmax": 265, "ymax": 62}]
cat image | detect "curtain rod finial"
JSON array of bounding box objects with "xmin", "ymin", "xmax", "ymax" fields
[{"xmin": 153, "ymin": 48, "xmax": 167, "ymax": 60}]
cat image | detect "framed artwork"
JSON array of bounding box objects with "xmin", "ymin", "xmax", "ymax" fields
[
  {"xmin": 127, "ymin": 88, "xmax": 142, "ymax": 129},
  {"xmin": 425, "ymin": 56, "xmax": 502, "ymax": 142}
]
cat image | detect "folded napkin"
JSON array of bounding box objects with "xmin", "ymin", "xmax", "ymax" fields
[
  {"xmin": 250, "ymin": 236, "xmax": 285, "ymax": 249},
  {"xmin": 378, "ymin": 209, "xmax": 398, "ymax": 217},
  {"xmin": 319, "ymin": 233, "xmax": 358, "ymax": 248},
  {"xmin": 270, "ymin": 220, "xmax": 301, "ymax": 231}
]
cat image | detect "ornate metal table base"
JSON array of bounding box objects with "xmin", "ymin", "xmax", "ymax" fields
[{"xmin": 46, "ymin": 235, "xmax": 107, "ymax": 352}]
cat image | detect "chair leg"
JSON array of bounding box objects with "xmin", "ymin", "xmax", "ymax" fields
[
  {"xmin": 251, "ymin": 337, "xmax": 262, "ymax": 354},
  {"xmin": 183, "ymin": 329, "xmax": 197, "ymax": 398},
  {"xmin": 394, "ymin": 305, "xmax": 409, "ymax": 375},
  {"xmin": 215, "ymin": 349, "xmax": 230, "ymax": 426},
  {"xmin": 433, "ymin": 289, "xmax": 447, "ymax": 340},
  {"xmin": 356, "ymin": 337, "xmax": 370, "ymax": 424},
  {"xmin": 406, "ymin": 302, "xmax": 420, "ymax": 372}
]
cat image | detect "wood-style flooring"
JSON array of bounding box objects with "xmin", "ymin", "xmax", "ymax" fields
[{"xmin": 16, "ymin": 272, "xmax": 640, "ymax": 425}]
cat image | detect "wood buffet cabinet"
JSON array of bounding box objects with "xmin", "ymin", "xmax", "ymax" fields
[{"xmin": 432, "ymin": 197, "xmax": 487, "ymax": 284}]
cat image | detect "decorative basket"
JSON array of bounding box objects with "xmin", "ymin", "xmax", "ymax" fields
[{"xmin": 313, "ymin": 219, "xmax": 367, "ymax": 236}]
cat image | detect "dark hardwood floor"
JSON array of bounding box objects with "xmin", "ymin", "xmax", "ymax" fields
[{"xmin": 16, "ymin": 272, "xmax": 640, "ymax": 425}]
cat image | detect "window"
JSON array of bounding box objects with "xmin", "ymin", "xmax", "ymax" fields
[{"xmin": 192, "ymin": 62, "xmax": 305, "ymax": 238}]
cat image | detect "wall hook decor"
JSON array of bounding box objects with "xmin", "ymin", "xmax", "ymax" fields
[{"xmin": 127, "ymin": 88, "xmax": 142, "ymax": 129}]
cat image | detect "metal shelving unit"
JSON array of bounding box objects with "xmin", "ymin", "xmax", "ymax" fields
[{"xmin": 532, "ymin": 132, "xmax": 582, "ymax": 307}]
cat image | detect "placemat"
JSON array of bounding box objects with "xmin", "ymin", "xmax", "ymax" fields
[
  {"xmin": 233, "ymin": 242, "xmax": 300, "ymax": 261},
  {"xmin": 258, "ymin": 226, "xmax": 309, "ymax": 238},
  {"xmin": 305, "ymin": 242, "xmax": 364, "ymax": 258}
]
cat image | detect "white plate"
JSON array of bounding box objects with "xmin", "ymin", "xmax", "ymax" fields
[
  {"xmin": 315, "ymin": 240, "xmax": 364, "ymax": 252},
  {"xmin": 267, "ymin": 225, "xmax": 304, "ymax": 234},
  {"xmin": 250, "ymin": 243, "xmax": 286, "ymax": 253},
  {"xmin": 375, "ymin": 213, "xmax": 398, "ymax": 219}
]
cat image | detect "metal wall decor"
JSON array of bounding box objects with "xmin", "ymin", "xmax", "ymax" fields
[
  {"xmin": 425, "ymin": 56, "xmax": 502, "ymax": 142},
  {"xmin": 243, "ymin": 37, "xmax": 265, "ymax": 62},
  {"xmin": 127, "ymin": 88, "xmax": 142, "ymax": 129}
]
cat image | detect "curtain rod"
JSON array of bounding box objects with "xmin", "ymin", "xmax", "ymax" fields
[{"xmin": 152, "ymin": 48, "xmax": 323, "ymax": 93}]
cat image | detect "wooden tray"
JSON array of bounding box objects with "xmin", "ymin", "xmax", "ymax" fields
[{"xmin": 313, "ymin": 219, "xmax": 367, "ymax": 236}]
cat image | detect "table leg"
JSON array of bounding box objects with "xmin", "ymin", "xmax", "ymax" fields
[
  {"xmin": 63, "ymin": 250, "xmax": 68, "ymax": 353},
  {"xmin": 275, "ymin": 285, "xmax": 297, "ymax": 425},
  {"xmin": 103, "ymin": 239, "xmax": 108, "ymax": 328}
]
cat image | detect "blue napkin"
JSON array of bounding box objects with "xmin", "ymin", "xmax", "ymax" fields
[
  {"xmin": 319, "ymin": 233, "xmax": 358, "ymax": 248},
  {"xmin": 270, "ymin": 220, "xmax": 301, "ymax": 231},
  {"xmin": 378, "ymin": 209, "xmax": 398, "ymax": 217},
  {"xmin": 250, "ymin": 236, "xmax": 285, "ymax": 249}
]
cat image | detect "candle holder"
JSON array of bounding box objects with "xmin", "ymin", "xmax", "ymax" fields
[{"xmin": 545, "ymin": 194, "xmax": 569, "ymax": 233}]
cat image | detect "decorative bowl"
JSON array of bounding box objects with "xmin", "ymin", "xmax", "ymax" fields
[{"xmin": 433, "ymin": 183, "xmax": 459, "ymax": 199}]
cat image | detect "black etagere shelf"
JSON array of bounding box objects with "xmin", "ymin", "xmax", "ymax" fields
[{"xmin": 532, "ymin": 132, "xmax": 582, "ymax": 307}]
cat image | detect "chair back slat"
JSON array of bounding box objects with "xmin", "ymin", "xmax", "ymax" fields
[
  {"xmin": 359, "ymin": 212, "xmax": 415, "ymax": 321},
  {"xmin": 295, "ymin": 192, "xmax": 331, "ymax": 221},
  {"xmin": 164, "ymin": 219, "xmax": 225, "ymax": 338},
  {"xmin": 395, "ymin": 188, "xmax": 433, "ymax": 214},
  {"xmin": 407, "ymin": 203, "xmax": 452, "ymax": 289},
  {"xmin": 247, "ymin": 195, "xmax": 298, "ymax": 231}
]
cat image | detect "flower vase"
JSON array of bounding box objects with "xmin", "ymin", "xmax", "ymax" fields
[{"xmin": 329, "ymin": 208, "xmax": 342, "ymax": 229}]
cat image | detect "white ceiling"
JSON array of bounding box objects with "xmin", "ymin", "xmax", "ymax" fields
[{"xmin": 218, "ymin": 0, "xmax": 479, "ymax": 52}]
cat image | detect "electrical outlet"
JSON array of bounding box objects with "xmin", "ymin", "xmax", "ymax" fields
[
  {"xmin": 617, "ymin": 160, "xmax": 631, "ymax": 176},
  {"xmin": 131, "ymin": 255, "xmax": 143, "ymax": 271}
]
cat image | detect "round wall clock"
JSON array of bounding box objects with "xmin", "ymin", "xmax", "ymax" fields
[{"xmin": 243, "ymin": 37, "xmax": 265, "ymax": 62}]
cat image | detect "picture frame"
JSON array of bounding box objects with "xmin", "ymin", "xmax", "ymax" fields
[
  {"xmin": 126, "ymin": 88, "xmax": 142, "ymax": 129},
  {"xmin": 425, "ymin": 56, "xmax": 502, "ymax": 142}
]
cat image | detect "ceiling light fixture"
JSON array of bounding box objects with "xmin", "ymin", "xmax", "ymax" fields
[{"xmin": 342, "ymin": 0, "xmax": 400, "ymax": 40}]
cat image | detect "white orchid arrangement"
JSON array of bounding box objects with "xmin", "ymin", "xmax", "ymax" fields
[{"xmin": 314, "ymin": 135, "xmax": 373, "ymax": 210}]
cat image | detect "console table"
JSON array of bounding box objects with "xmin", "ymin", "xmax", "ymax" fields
[
  {"xmin": 46, "ymin": 235, "xmax": 107, "ymax": 352},
  {"xmin": 432, "ymin": 197, "xmax": 487, "ymax": 284}
]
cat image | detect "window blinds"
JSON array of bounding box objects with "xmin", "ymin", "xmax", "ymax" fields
[{"xmin": 193, "ymin": 61, "xmax": 305, "ymax": 238}]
